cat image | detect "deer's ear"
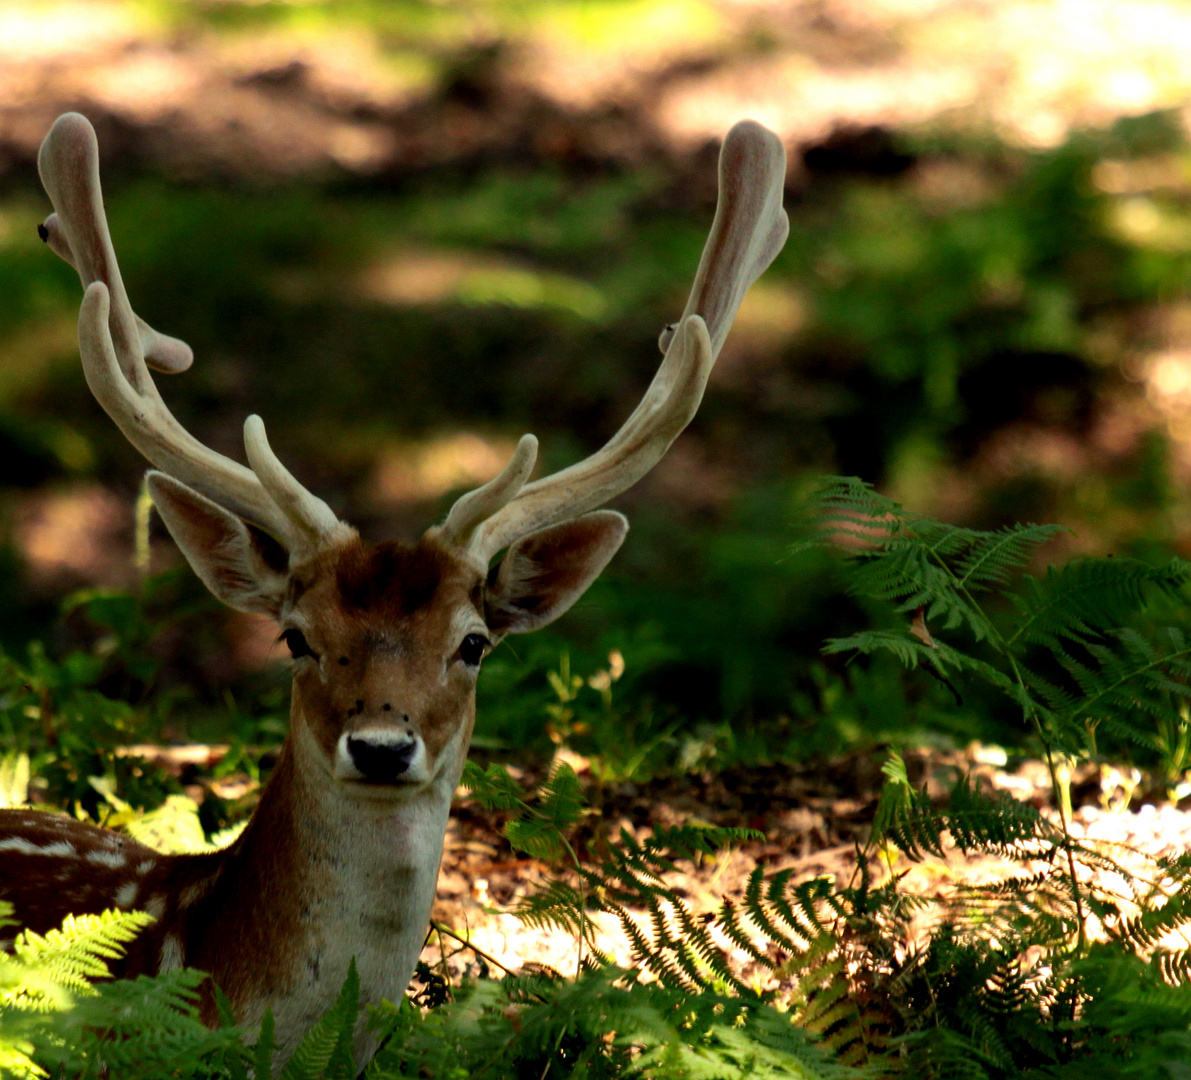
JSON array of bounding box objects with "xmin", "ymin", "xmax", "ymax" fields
[
  {"xmin": 147, "ymin": 472, "xmax": 288, "ymax": 618},
  {"xmin": 485, "ymin": 511, "xmax": 627, "ymax": 635}
]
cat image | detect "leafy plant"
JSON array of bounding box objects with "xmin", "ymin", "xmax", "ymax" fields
[
  {"xmin": 799, "ymin": 477, "xmax": 1191, "ymax": 765},
  {"xmin": 14, "ymin": 480, "xmax": 1191, "ymax": 1077}
]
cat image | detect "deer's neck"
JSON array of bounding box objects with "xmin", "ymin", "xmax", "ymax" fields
[{"xmin": 193, "ymin": 703, "xmax": 462, "ymax": 1063}]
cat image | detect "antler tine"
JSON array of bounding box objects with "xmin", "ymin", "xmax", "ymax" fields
[
  {"xmin": 437, "ymin": 434, "xmax": 539, "ymax": 549},
  {"xmin": 40, "ymin": 212, "xmax": 194, "ymax": 375},
  {"xmin": 40, "ymin": 113, "xmax": 343, "ymax": 552},
  {"xmin": 243, "ymin": 415, "xmax": 343, "ymax": 543},
  {"xmin": 452, "ymin": 119, "xmax": 789, "ymax": 563}
]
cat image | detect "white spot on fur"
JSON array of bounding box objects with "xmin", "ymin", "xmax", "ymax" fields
[
  {"xmin": 86, "ymin": 849, "xmax": 126, "ymax": 869},
  {"xmin": 144, "ymin": 895, "xmax": 166, "ymax": 919},
  {"xmin": 44, "ymin": 841, "xmax": 75, "ymax": 856},
  {"xmin": 178, "ymin": 878, "xmax": 214, "ymax": 909},
  {"xmin": 158, "ymin": 934, "xmax": 183, "ymax": 973},
  {"xmin": 114, "ymin": 881, "xmax": 138, "ymax": 909},
  {"xmin": 136, "ymin": 859, "xmax": 155, "ymax": 875},
  {"xmin": 0, "ymin": 837, "xmax": 75, "ymax": 856}
]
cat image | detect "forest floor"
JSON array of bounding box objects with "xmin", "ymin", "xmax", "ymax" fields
[
  {"xmin": 142, "ymin": 741, "xmax": 1191, "ymax": 991},
  {"xmin": 6, "ymin": 0, "xmax": 1191, "ymax": 184},
  {"xmin": 422, "ymin": 745, "xmax": 1191, "ymax": 988}
]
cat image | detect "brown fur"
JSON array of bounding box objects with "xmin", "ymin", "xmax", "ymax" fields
[
  {"xmin": 0, "ymin": 519, "xmax": 624, "ymax": 1064},
  {"xmin": 334, "ymin": 538, "xmax": 453, "ymax": 618},
  {"xmin": 0, "ymin": 535, "xmax": 486, "ymax": 1026}
]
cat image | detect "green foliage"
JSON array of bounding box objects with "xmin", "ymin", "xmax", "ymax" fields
[
  {"xmin": 802, "ymin": 477, "xmax": 1191, "ymax": 762},
  {"xmin": 274, "ymin": 959, "xmax": 359, "ymax": 1080},
  {"xmin": 41, "ymin": 968, "xmax": 238, "ymax": 1080},
  {"xmin": 0, "ymin": 899, "xmax": 230, "ymax": 1079},
  {"xmin": 428, "ymin": 482, "xmax": 1191, "ymax": 1078},
  {"xmin": 15, "ymin": 483, "xmax": 1191, "ymax": 1078},
  {"xmin": 0, "ymin": 576, "xmax": 195, "ymax": 817},
  {"xmin": 368, "ymin": 966, "xmax": 844, "ymax": 1080}
]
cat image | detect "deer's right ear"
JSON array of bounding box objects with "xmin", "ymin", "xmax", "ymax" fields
[{"xmin": 147, "ymin": 472, "xmax": 289, "ymax": 618}]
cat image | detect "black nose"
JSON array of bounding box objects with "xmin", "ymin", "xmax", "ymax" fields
[{"xmin": 347, "ymin": 735, "xmax": 417, "ymax": 782}]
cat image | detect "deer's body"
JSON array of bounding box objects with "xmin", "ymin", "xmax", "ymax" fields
[
  {"xmin": 0, "ymin": 757, "xmax": 453, "ymax": 1061},
  {"xmin": 0, "ymin": 112, "xmax": 789, "ymax": 1067}
]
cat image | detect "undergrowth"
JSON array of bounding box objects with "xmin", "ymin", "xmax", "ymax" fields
[{"xmin": 8, "ymin": 478, "xmax": 1191, "ymax": 1076}]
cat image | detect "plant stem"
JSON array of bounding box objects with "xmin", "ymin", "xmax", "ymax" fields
[
  {"xmin": 925, "ymin": 544, "xmax": 1090, "ymax": 956},
  {"xmin": 429, "ymin": 920, "xmax": 522, "ymax": 981},
  {"xmin": 561, "ymin": 834, "xmax": 590, "ymax": 978}
]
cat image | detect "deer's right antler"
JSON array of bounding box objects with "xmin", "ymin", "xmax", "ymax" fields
[{"xmin": 37, "ymin": 113, "xmax": 346, "ymax": 554}]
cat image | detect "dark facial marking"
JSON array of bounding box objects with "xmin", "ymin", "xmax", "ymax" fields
[{"xmin": 335, "ymin": 540, "xmax": 449, "ymax": 616}]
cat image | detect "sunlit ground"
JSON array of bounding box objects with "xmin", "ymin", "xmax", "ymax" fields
[{"xmin": 7, "ymin": 0, "xmax": 1191, "ymax": 163}]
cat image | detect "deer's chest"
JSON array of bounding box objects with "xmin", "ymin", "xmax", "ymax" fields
[{"xmin": 264, "ymin": 803, "xmax": 447, "ymax": 1061}]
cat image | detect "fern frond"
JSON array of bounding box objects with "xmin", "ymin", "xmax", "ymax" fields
[
  {"xmin": 279, "ymin": 959, "xmax": 358, "ymax": 1080},
  {"xmin": 2, "ymin": 909, "xmax": 154, "ymax": 1011},
  {"xmin": 1009, "ymin": 557, "xmax": 1191, "ymax": 650},
  {"xmin": 799, "ymin": 477, "xmax": 1061, "ymax": 646},
  {"xmin": 955, "ymin": 523, "xmax": 1068, "ymax": 593},
  {"xmin": 41, "ymin": 968, "xmax": 239, "ymax": 1080}
]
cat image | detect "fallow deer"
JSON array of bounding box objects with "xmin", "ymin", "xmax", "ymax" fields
[{"xmin": 0, "ymin": 112, "xmax": 788, "ymax": 1065}]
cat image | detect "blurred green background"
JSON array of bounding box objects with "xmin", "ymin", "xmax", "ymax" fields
[{"xmin": 7, "ymin": 0, "xmax": 1191, "ymax": 777}]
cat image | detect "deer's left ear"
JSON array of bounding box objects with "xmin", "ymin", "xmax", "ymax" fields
[
  {"xmin": 485, "ymin": 511, "xmax": 627, "ymax": 635},
  {"xmin": 147, "ymin": 471, "xmax": 290, "ymax": 618}
]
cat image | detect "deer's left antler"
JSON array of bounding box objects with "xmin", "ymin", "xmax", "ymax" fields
[{"xmin": 438, "ymin": 119, "xmax": 789, "ymax": 562}]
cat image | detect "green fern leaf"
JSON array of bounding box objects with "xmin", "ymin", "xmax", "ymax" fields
[{"xmin": 280, "ymin": 959, "xmax": 358, "ymax": 1080}]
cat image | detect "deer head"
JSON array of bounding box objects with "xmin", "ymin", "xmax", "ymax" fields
[{"xmin": 36, "ymin": 112, "xmax": 789, "ymax": 803}]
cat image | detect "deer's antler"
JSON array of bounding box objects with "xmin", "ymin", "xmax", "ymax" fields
[
  {"xmin": 438, "ymin": 118, "xmax": 789, "ymax": 562},
  {"xmin": 38, "ymin": 113, "xmax": 345, "ymax": 553}
]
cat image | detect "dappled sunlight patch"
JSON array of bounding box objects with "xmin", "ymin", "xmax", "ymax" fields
[
  {"xmin": 658, "ymin": 53, "xmax": 977, "ymax": 148},
  {"xmin": 370, "ymin": 432, "xmax": 520, "ymax": 506},
  {"xmin": 12, "ymin": 0, "xmax": 1191, "ymax": 187},
  {"xmin": 85, "ymin": 52, "xmax": 200, "ymax": 117},
  {"xmin": 654, "ymin": 0, "xmax": 1191, "ymax": 149},
  {"xmin": 909, "ymin": 0, "xmax": 1191, "ymax": 144},
  {"xmin": 213, "ymin": 22, "xmax": 438, "ymax": 113},
  {"xmin": 1092, "ymin": 154, "xmax": 1191, "ymax": 196},
  {"xmin": 1134, "ymin": 340, "xmax": 1191, "ymax": 479},
  {"xmin": 1108, "ymin": 195, "xmax": 1191, "ymax": 252},
  {"xmin": 0, "ymin": 0, "xmax": 140, "ymax": 63},
  {"xmin": 14, "ymin": 485, "xmax": 131, "ymax": 588},
  {"xmin": 523, "ymin": 0, "xmax": 726, "ymax": 109},
  {"xmin": 357, "ymin": 248, "xmax": 606, "ymax": 317}
]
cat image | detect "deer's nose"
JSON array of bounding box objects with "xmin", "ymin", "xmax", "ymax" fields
[{"xmin": 346, "ymin": 734, "xmax": 417, "ymax": 783}]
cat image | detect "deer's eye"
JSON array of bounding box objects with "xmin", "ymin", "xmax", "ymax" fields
[
  {"xmin": 281, "ymin": 628, "xmax": 318, "ymax": 660},
  {"xmin": 459, "ymin": 633, "xmax": 490, "ymax": 667}
]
